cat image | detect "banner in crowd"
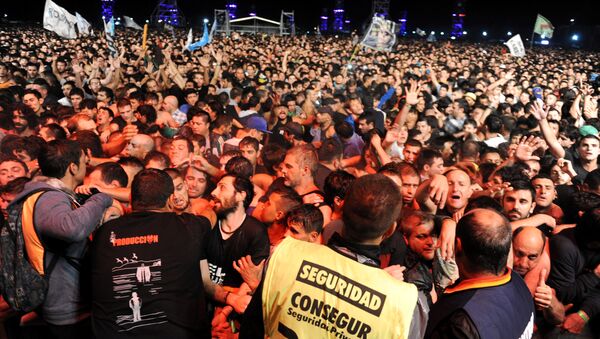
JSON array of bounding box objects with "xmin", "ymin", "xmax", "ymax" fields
[
  {"xmin": 534, "ymin": 14, "xmax": 554, "ymax": 38},
  {"xmin": 75, "ymin": 12, "xmax": 91, "ymax": 36},
  {"xmin": 361, "ymin": 17, "xmax": 397, "ymax": 52},
  {"xmin": 416, "ymin": 28, "xmax": 427, "ymax": 37},
  {"xmin": 124, "ymin": 16, "xmax": 143, "ymax": 30},
  {"xmin": 43, "ymin": 0, "xmax": 77, "ymax": 39},
  {"xmin": 505, "ymin": 34, "xmax": 526, "ymax": 57}
]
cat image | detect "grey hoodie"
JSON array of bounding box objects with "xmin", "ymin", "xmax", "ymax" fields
[{"xmin": 11, "ymin": 177, "xmax": 112, "ymax": 325}]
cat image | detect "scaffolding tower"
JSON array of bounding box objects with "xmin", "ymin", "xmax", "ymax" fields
[
  {"xmin": 151, "ymin": 0, "xmax": 186, "ymax": 27},
  {"xmin": 371, "ymin": 0, "xmax": 390, "ymax": 18}
]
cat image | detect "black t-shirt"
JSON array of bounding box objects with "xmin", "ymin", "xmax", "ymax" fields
[
  {"xmin": 205, "ymin": 215, "xmax": 269, "ymax": 287},
  {"xmin": 90, "ymin": 212, "xmax": 211, "ymax": 338}
]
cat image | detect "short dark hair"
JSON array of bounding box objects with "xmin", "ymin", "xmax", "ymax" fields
[
  {"xmin": 485, "ymin": 114, "xmax": 503, "ymax": 134},
  {"xmin": 318, "ymin": 138, "xmax": 343, "ymax": 163},
  {"xmin": 260, "ymin": 143, "xmax": 287, "ymax": 175},
  {"xmin": 225, "ymin": 156, "xmax": 254, "ymax": 179},
  {"xmin": 131, "ymin": 169, "xmax": 174, "ymax": 211},
  {"xmin": 38, "ymin": 139, "xmax": 83, "ymax": 179},
  {"xmin": 70, "ymin": 130, "xmax": 104, "ymax": 157},
  {"xmin": 80, "ymin": 98, "xmax": 97, "ymax": 110},
  {"xmin": 137, "ymin": 105, "xmax": 157, "ymax": 124},
  {"xmin": 324, "ymin": 170, "xmax": 355, "ymax": 206},
  {"xmin": 287, "ymin": 204, "xmax": 324, "ymax": 235},
  {"xmin": 342, "ymin": 174, "xmax": 401, "ymax": 241},
  {"xmin": 239, "ymin": 136, "xmax": 260, "ymax": 151},
  {"xmin": 334, "ymin": 121, "xmax": 354, "ymax": 139},
  {"xmin": 456, "ymin": 209, "xmax": 512, "ymax": 275},
  {"xmin": 268, "ymin": 185, "xmax": 302, "ymax": 213},
  {"xmin": 416, "ymin": 148, "xmax": 442, "ymax": 171},
  {"xmin": 507, "ymin": 179, "xmax": 536, "ymax": 201},
  {"xmin": 143, "ymin": 150, "xmax": 171, "ymax": 169},
  {"xmin": 93, "ymin": 162, "xmax": 129, "ymax": 188}
]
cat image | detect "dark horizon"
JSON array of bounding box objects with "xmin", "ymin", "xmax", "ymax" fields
[{"xmin": 2, "ymin": 0, "xmax": 597, "ymax": 39}]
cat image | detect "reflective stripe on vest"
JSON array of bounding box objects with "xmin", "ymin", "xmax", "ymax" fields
[
  {"xmin": 262, "ymin": 237, "xmax": 418, "ymax": 339},
  {"xmin": 21, "ymin": 192, "xmax": 46, "ymax": 275}
]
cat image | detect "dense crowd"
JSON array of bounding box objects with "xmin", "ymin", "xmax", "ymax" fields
[{"xmin": 0, "ymin": 24, "xmax": 599, "ymax": 338}]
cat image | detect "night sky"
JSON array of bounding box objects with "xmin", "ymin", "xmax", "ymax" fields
[{"xmin": 2, "ymin": 0, "xmax": 597, "ymax": 38}]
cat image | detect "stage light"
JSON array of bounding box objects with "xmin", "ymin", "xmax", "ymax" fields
[
  {"xmin": 541, "ymin": 40, "xmax": 549, "ymax": 45},
  {"xmin": 203, "ymin": 18, "xmax": 209, "ymax": 23},
  {"xmin": 507, "ymin": 31, "xmax": 512, "ymax": 36},
  {"xmin": 462, "ymin": 31, "xmax": 467, "ymax": 35},
  {"xmin": 570, "ymin": 18, "xmax": 575, "ymax": 23},
  {"xmin": 571, "ymin": 34, "xmax": 579, "ymax": 41},
  {"xmin": 431, "ymin": 31, "xmax": 435, "ymax": 35},
  {"xmin": 482, "ymin": 31, "xmax": 487, "ymax": 37}
]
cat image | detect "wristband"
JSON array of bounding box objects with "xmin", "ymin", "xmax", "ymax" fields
[{"xmin": 577, "ymin": 310, "xmax": 589, "ymax": 323}]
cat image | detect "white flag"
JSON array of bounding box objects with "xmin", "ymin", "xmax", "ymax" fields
[
  {"xmin": 185, "ymin": 28, "xmax": 193, "ymax": 48},
  {"xmin": 504, "ymin": 34, "xmax": 526, "ymax": 57},
  {"xmin": 75, "ymin": 12, "xmax": 91, "ymax": 36},
  {"xmin": 124, "ymin": 16, "xmax": 143, "ymax": 30},
  {"xmin": 43, "ymin": 0, "xmax": 77, "ymax": 39},
  {"xmin": 416, "ymin": 28, "xmax": 426, "ymax": 37}
]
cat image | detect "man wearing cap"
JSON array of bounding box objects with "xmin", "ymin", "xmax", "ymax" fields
[{"xmin": 223, "ymin": 115, "xmax": 271, "ymax": 152}]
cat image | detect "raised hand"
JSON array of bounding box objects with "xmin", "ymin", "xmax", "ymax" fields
[
  {"xmin": 515, "ymin": 136, "xmax": 541, "ymax": 162},
  {"xmin": 405, "ymin": 82, "xmax": 420, "ymax": 106},
  {"xmin": 530, "ymin": 100, "xmax": 548, "ymax": 121}
]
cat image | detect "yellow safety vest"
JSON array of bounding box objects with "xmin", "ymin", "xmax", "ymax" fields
[{"xmin": 262, "ymin": 237, "xmax": 418, "ymax": 339}]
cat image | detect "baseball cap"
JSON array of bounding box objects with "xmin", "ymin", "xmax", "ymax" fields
[
  {"xmin": 465, "ymin": 92, "xmax": 477, "ymax": 102},
  {"xmin": 246, "ymin": 116, "xmax": 272, "ymax": 134},
  {"xmin": 579, "ymin": 125, "xmax": 599, "ymax": 137},
  {"xmin": 282, "ymin": 122, "xmax": 304, "ymax": 140}
]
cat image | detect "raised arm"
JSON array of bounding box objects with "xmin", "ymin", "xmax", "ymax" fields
[{"xmin": 531, "ymin": 101, "xmax": 565, "ymax": 159}]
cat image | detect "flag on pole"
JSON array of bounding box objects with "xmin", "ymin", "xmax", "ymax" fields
[
  {"xmin": 360, "ymin": 17, "xmax": 397, "ymax": 52},
  {"xmin": 534, "ymin": 14, "xmax": 554, "ymax": 39},
  {"xmin": 185, "ymin": 28, "xmax": 193, "ymax": 49},
  {"xmin": 107, "ymin": 17, "xmax": 115, "ymax": 37},
  {"xmin": 123, "ymin": 16, "xmax": 143, "ymax": 30},
  {"xmin": 504, "ymin": 34, "xmax": 526, "ymax": 57},
  {"xmin": 103, "ymin": 19, "xmax": 118, "ymax": 57},
  {"xmin": 43, "ymin": 0, "xmax": 77, "ymax": 39},
  {"xmin": 209, "ymin": 19, "xmax": 217, "ymax": 42},
  {"xmin": 187, "ymin": 21, "xmax": 210, "ymax": 51},
  {"xmin": 75, "ymin": 12, "xmax": 91, "ymax": 36},
  {"xmin": 426, "ymin": 32, "xmax": 437, "ymax": 42},
  {"xmin": 416, "ymin": 28, "xmax": 426, "ymax": 37}
]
